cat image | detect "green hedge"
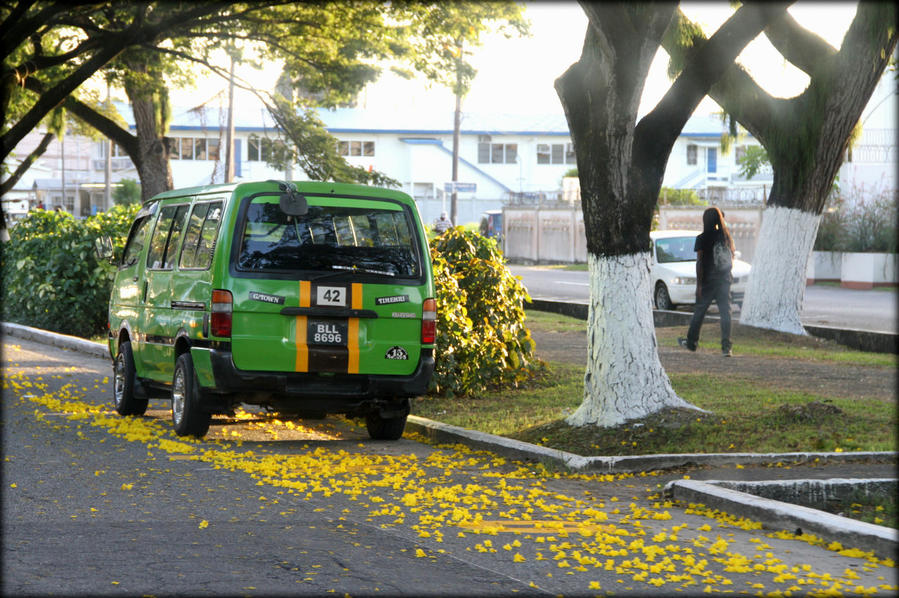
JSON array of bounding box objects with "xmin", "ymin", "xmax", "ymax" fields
[
  {"xmin": 1, "ymin": 205, "xmax": 138, "ymax": 338},
  {"xmin": 428, "ymin": 227, "xmax": 543, "ymax": 397}
]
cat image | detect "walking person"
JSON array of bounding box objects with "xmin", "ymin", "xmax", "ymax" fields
[
  {"xmin": 678, "ymin": 207, "xmax": 735, "ymax": 356},
  {"xmin": 433, "ymin": 211, "xmax": 453, "ymax": 235}
]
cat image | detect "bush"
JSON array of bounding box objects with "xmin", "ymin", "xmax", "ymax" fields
[
  {"xmin": 658, "ymin": 187, "xmax": 706, "ymax": 206},
  {"xmin": 429, "ymin": 227, "xmax": 543, "ymax": 397},
  {"xmin": 1, "ymin": 204, "xmax": 139, "ymax": 337},
  {"xmin": 815, "ymin": 185, "xmax": 897, "ymax": 253}
]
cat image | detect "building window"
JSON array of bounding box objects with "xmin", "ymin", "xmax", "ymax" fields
[
  {"xmin": 169, "ymin": 137, "xmax": 219, "ymax": 161},
  {"xmin": 248, "ymin": 137, "xmax": 276, "ymax": 162},
  {"xmin": 478, "ymin": 142, "xmax": 517, "ymax": 164},
  {"xmin": 687, "ymin": 144, "xmax": 697, "ymax": 165},
  {"xmin": 537, "ymin": 143, "xmax": 575, "ymax": 165},
  {"xmin": 207, "ymin": 138, "xmax": 220, "ymax": 161},
  {"xmin": 337, "ymin": 140, "xmax": 375, "ymax": 157}
]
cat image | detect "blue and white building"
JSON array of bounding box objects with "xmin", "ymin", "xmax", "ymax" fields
[{"xmin": 5, "ymin": 73, "xmax": 894, "ymax": 225}]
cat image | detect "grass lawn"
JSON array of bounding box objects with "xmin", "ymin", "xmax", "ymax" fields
[{"xmin": 412, "ymin": 310, "xmax": 897, "ymax": 456}]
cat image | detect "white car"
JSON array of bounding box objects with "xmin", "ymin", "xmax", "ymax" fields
[{"xmin": 650, "ymin": 230, "xmax": 751, "ymax": 310}]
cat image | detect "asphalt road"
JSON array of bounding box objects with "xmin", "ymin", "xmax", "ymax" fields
[
  {"xmin": 509, "ymin": 265, "xmax": 898, "ymax": 333},
  {"xmin": 4, "ymin": 337, "xmax": 896, "ymax": 596}
]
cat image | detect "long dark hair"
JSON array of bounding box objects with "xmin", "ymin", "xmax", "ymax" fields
[{"xmin": 702, "ymin": 207, "xmax": 735, "ymax": 253}]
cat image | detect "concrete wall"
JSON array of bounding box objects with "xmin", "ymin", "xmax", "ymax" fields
[
  {"xmin": 503, "ymin": 203, "xmax": 764, "ymax": 264},
  {"xmin": 503, "ymin": 205, "xmax": 586, "ymax": 263}
]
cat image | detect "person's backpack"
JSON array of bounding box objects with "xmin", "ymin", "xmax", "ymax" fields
[{"xmin": 712, "ymin": 238, "xmax": 732, "ymax": 273}]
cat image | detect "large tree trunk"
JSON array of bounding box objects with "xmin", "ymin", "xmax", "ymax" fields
[
  {"xmin": 569, "ymin": 253, "xmax": 694, "ymax": 426},
  {"xmin": 555, "ymin": 3, "xmax": 786, "ymax": 428},
  {"xmin": 123, "ymin": 57, "xmax": 174, "ymax": 202},
  {"xmin": 740, "ymin": 205, "xmax": 820, "ymax": 334},
  {"xmin": 128, "ymin": 94, "xmax": 173, "ymax": 201}
]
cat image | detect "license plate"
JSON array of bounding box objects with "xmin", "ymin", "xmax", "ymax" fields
[{"xmin": 307, "ymin": 319, "xmax": 347, "ymax": 345}]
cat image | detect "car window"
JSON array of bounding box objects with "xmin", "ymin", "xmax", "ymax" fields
[
  {"xmin": 146, "ymin": 204, "xmax": 189, "ymax": 270},
  {"xmin": 120, "ymin": 215, "xmax": 152, "ymax": 268},
  {"xmin": 179, "ymin": 201, "xmax": 222, "ymax": 270},
  {"xmin": 237, "ymin": 195, "xmax": 420, "ymax": 277},
  {"xmin": 656, "ymin": 237, "xmax": 696, "ymax": 263}
]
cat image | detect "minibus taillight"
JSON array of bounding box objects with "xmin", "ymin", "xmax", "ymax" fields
[
  {"xmin": 211, "ymin": 289, "xmax": 233, "ymax": 338},
  {"xmin": 421, "ymin": 298, "xmax": 436, "ymax": 344}
]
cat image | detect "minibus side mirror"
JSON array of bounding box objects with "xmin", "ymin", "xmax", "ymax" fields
[{"xmin": 94, "ymin": 235, "xmax": 116, "ymax": 264}]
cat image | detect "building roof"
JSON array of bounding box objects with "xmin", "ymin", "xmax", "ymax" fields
[{"xmin": 114, "ymin": 101, "xmax": 734, "ymax": 139}]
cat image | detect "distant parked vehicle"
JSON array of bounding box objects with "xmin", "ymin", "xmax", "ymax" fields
[
  {"xmin": 650, "ymin": 230, "xmax": 751, "ymax": 310},
  {"xmin": 479, "ymin": 210, "xmax": 502, "ymax": 243}
]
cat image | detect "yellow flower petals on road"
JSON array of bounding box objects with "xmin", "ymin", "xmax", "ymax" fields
[{"xmin": 5, "ymin": 363, "xmax": 897, "ymax": 597}]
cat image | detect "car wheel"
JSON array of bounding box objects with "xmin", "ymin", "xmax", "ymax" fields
[
  {"xmin": 171, "ymin": 353, "xmax": 211, "ymax": 438},
  {"xmin": 113, "ymin": 341, "xmax": 148, "ymax": 416},
  {"xmin": 365, "ymin": 412, "xmax": 407, "ymax": 441},
  {"xmin": 654, "ymin": 283, "xmax": 675, "ymax": 311}
]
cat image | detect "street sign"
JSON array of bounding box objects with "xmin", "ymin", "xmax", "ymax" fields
[{"xmin": 444, "ymin": 182, "xmax": 477, "ymax": 194}]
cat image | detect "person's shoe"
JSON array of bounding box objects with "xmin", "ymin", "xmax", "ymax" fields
[
  {"xmin": 722, "ymin": 348, "xmax": 733, "ymax": 357},
  {"xmin": 678, "ymin": 338, "xmax": 696, "ymax": 352}
]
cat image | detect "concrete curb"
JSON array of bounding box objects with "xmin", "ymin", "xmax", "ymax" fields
[
  {"xmin": 406, "ymin": 416, "xmax": 896, "ymax": 474},
  {"xmin": 665, "ymin": 478, "xmax": 898, "ymax": 559},
  {"xmin": 528, "ymin": 298, "xmax": 899, "ymax": 354},
  {"xmin": 3, "ymin": 322, "xmax": 109, "ymax": 359},
  {"xmin": 5, "ymin": 321, "xmax": 894, "ymax": 473}
]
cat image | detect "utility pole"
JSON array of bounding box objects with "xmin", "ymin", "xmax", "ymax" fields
[
  {"xmin": 450, "ymin": 39, "xmax": 462, "ymax": 226},
  {"xmin": 224, "ymin": 49, "xmax": 236, "ymax": 183},
  {"xmin": 104, "ymin": 81, "xmax": 112, "ymax": 209}
]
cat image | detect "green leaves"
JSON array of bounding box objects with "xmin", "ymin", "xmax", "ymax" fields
[
  {"xmin": 428, "ymin": 228, "xmax": 542, "ymax": 397},
  {"xmin": 0, "ymin": 204, "xmax": 139, "ymax": 338}
]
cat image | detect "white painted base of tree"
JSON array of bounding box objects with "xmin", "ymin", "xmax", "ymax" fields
[
  {"xmin": 740, "ymin": 206, "xmax": 821, "ymax": 335},
  {"xmin": 566, "ymin": 252, "xmax": 701, "ymax": 428}
]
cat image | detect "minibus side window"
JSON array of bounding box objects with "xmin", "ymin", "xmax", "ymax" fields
[
  {"xmin": 146, "ymin": 204, "xmax": 189, "ymax": 270},
  {"xmin": 121, "ymin": 215, "xmax": 152, "ymax": 268},
  {"xmin": 179, "ymin": 201, "xmax": 222, "ymax": 270}
]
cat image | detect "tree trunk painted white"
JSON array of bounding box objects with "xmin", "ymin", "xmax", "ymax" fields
[
  {"xmin": 740, "ymin": 206, "xmax": 821, "ymax": 335},
  {"xmin": 566, "ymin": 252, "xmax": 701, "ymax": 428}
]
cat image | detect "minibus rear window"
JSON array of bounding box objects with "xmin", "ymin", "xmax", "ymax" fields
[{"xmin": 236, "ymin": 196, "xmax": 420, "ymax": 277}]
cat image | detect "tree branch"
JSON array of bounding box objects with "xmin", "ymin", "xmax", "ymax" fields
[
  {"xmin": 638, "ymin": 2, "xmax": 790, "ymax": 164},
  {"xmin": 1, "ymin": 38, "xmax": 126, "ymax": 161},
  {"xmin": 653, "ymin": 6, "xmax": 789, "ymax": 153},
  {"xmin": 0, "ymin": 130, "xmax": 53, "ymax": 197},
  {"xmin": 764, "ymin": 10, "xmax": 837, "ymax": 75}
]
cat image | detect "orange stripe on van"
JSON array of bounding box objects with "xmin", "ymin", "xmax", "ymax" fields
[
  {"xmin": 299, "ymin": 281, "xmax": 311, "ymax": 308},
  {"xmin": 348, "ymin": 283, "xmax": 363, "ymax": 373},
  {"xmin": 347, "ymin": 318, "xmax": 359, "ymax": 374},
  {"xmin": 296, "ymin": 281, "xmax": 312, "ymax": 372},
  {"xmin": 351, "ymin": 283, "xmax": 363, "ymax": 309},
  {"xmin": 295, "ymin": 316, "xmax": 308, "ymax": 372}
]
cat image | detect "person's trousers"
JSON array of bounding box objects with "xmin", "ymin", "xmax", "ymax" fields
[{"xmin": 686, "ymin": 280, "xmax": 732, "ymax": 352}]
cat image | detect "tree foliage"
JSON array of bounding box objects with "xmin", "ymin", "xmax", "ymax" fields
[
  {"xmin": 112, "ymin": 178, "xmax": 141, "ymax": 206},
  {"xmin": 428, "ymin": 228, "xmax": 541, "ymax": 397},
  {"xmin": 2, "ymin": 2, "xmax": 527, "ymax": 199}
]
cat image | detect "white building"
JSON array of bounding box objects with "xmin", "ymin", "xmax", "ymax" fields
[{"xmin": 5, "ymin": 72, "xmax": 894, "ymax": 225}]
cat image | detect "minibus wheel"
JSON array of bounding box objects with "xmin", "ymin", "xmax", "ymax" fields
[
  {"xmin": 171, "ymin": 353, "xmax": 211, "ymax": 437},
  {"xmin": 365, "ymin": 412, "xmax": 407, "ymax": 441},
  {"xmin": 114, "ymin": 341, "xmax": 148, "ymax": 416}
]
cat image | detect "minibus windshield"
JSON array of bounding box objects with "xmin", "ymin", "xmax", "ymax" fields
[{"xmin": 237, "ymin": 196, "xmax": 420, "ymax": 278}]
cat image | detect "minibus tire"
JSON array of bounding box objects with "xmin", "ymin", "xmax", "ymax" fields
[
  {"xmin": 171, "ymin": 353, "xmax": 211, "ymax": 438},
  {"xmin": 114, "ymin": 341, "xmax": 148, "ymax": 416},
  {"xmin": 365, "ymin": 412, "xmax": 407, "ymax": 441}
]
